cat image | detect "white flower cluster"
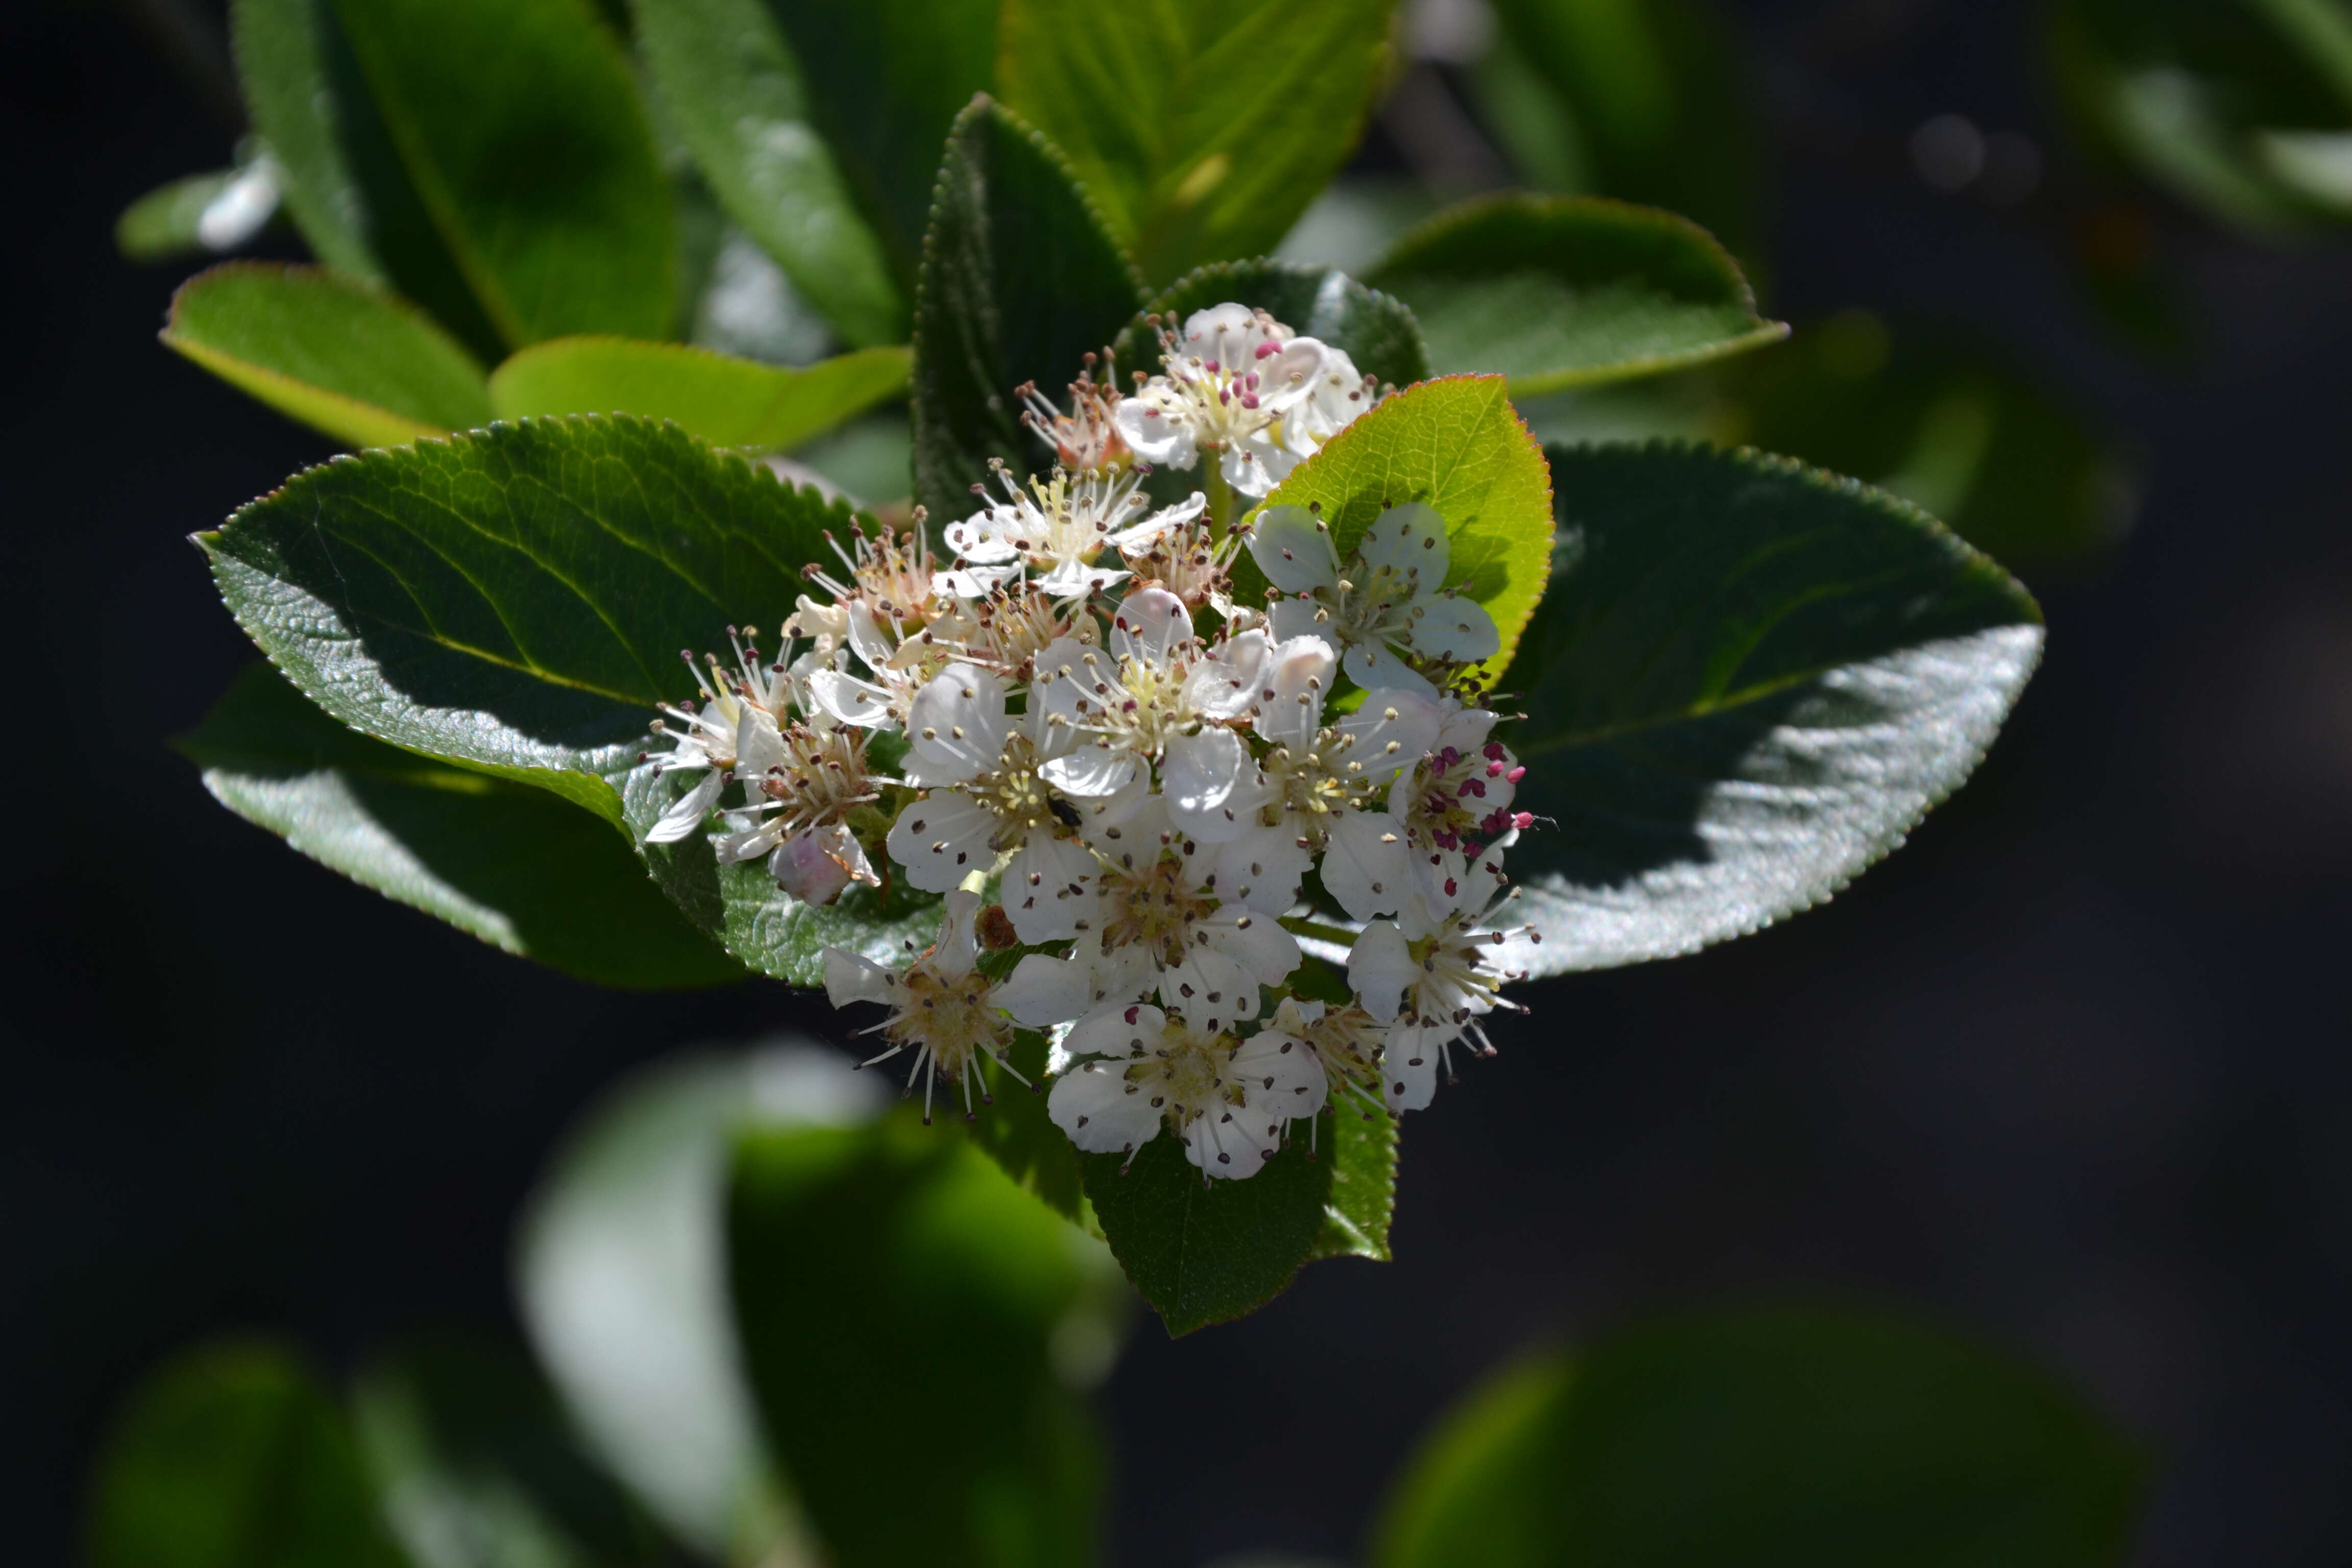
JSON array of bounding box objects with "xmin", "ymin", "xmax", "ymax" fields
[{"xmin": 647, "ymin": 304, "xmax": 1539, "ymax": 1179}]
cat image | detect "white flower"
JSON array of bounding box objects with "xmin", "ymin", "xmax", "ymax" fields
[
  {"xmin": 643, "ymin": 628, "xmax": 797, "ymax": 844},
  {"xmin": 1346, "ymin": 839, "xmax": 1527, "ymax": 1113},
  {"xmin": 1250, "ymin": 502, "xmax": 1501, "ymax": 696},
  {"xmin": 1017, "ymin": 359, "xmax": 1131, "ymax": 473},
  {"xmin": 821, "ymin": 891, "xmax": 1032, "ymax": 1123},
  {"xmin": 707, "ymin": 712, "xmax": 884, "ymax": 885},
  {"xmin": 1032, "ymin": 590, "xmax": 1268, "ymax": 804},
  {"xmin": 1048, "ymin": 1001, "xmax": 1326, "ymax": 1180},
  {"xmin": 1386, "ymin": 701, "xmax": 1534, "ymax": 916},
  {"xmin": 947, "ymin": 462, "xmax": 1205, "ymax": 599},
  {"xmin": 1112, "ymin": 304, "xmax": 1381, "ymax": 499}
]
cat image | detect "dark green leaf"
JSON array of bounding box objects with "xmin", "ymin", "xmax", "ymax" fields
[
  {"xmin": 1080, "ymin": 1129, "xmax": 1333, "ymax": 1336},
  {"xmin": 182, "ymin": 663, "xmax": 742, "ymax": 989},
  {"xmin": 1114, "ymin": 258, "xmax": 1432, "ymax": 393},
  {"xmin": 620, "ymin": 763, "xmax": 946, "ymax": 987},
  {"xmin": 1368, "ymin": 195, "xmax": 1786, "ymax": 394},
  {"xmin": 1373, "ymin": 1305, "xmax": 2143, "ymax": 1568},
  {"xmin": 1309, "ymin": 1099, "xmax": 1398, "ymax": 1263},
  {"xmin": 763, "ymin": 0, "xmax": 1000, "ymax": 281},
  {"xmin": 350, "ymin": 1340, "xmax": 672, "ymax": 1568},
  {"xmin": 517, "ymin": 1044, "xmax": 881, "ymax": 1562},
  {"xmin": 630, "ymin": 0, "xmax": 905, "ymax": 346},
  {"xmin": 730, "ymin": 1117, "xmax": 1109, "ymax": 1567},
  {"xmin": 117, "ymin": 164, "xmax": 279, "ymax": 262},
  {"xmin": 86, "ymin": 1342, "xmax": 411, "ymax": 1568},
  {"xmin": 995, "ymin": 0, "xmax": 1394, "ymax": 283},
  {"xmin": 1500, "ymin": 443, "xmax": 2042, "ymax": 977},
  {"xmin": 957, "ymin": 1028, "xmax": 1091, "ymax": 1227},
  {"xmin": 326, "ymin": 0, "xmax": 676, "ymax": 347},
  {"xmin": 164, "ymin": 262, "xmax": 494, "ymax": 448},
  {"xmin": 911, "ymin": 97, "xmax": 1146, "ymax": 524},
  {"xmin": 489, "ymin": 337, "xmax": 910, "ymax": 452},
  {"xmin": 1246, "ymin": 374, "xmax": 1556, "ymax": 687},
  {"xmin": 199, "ymin": 415, "xmax": 851, "ymax": 825}
]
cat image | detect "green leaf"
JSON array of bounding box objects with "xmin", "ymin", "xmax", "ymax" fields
[
  {"xmin": 995, "ymin": 0, "xmax": 1394, "ymax": 283},
  {"xmin": 489, "ymin": 337, "xmax": 911, "ymax": 452},
  {"xmin": 730, "ymin": 1116, "xmax": 1109, "ymax": 1567},
  {"xmin": 230, "ymin": 0, "xmax": 390, "ymax": 283},
  {"xmin": 517, "ymin": 1043, "xmax": 881, "ymax": 1563},
  {"xmin": 1247, "ymin": 374, "xmax": 1557, "ymax": 687},
  {"xmin": 199, "ymin": 415, "xmax": 851, "ymax": 825},
  {"xmin": 1115, "ymin": 258, "xmax": 1433, "ymax": 393},
  {"xmin": 350, "ymin": 1340, "xmax": 673, "ymax": 1568},
  {"xmin": 630, "ymin": 0, "xmax": 905, "ymax": 346},
  {"xmin": 164, "ymin": 262, "xmax": 494, "ymax": 448},
  {"xmin": 1309, "ymin": 1099, "xmax": 1399, "ymax": 1262},
  {"xmin": 1080, "ymin": 1129, "xmax": 1333, "ymax": 1336},
  {"xmin": 912, "ymin": 97, "xmax": 1147, "ymax": 525},
  {"xmin": 1367, "ymin": 195, "xmax": 1786, "ymax": 395},
  {"xmin": 325, "ymin": 0, "xmax": 676, "ymax": 347},
  {"xmin": 1373, "ymin": 1305, "xmax": 2143, "ymax": 1568},
  {"xmin": 957, "ymin": 1028, "xmax": 1091, "ymax": 1228},
  {"xmin": 86, "ymin": 1341, "xmax": 412, "ymax": 1568},
  {"xmin": 620, "ymin": 763, "xmax": 947, "ymax": 987},
  {"xmin": 117, "ymin": 164, "xmax": 279, "ymax": 262},
  {"xmin": 182, "ymin": 663, "xmax": 743, "ymax": 989},
  {"xmin": 1499, "ymin": 443, "xmax": 2042, "ymax": 977},
  {"xmin": 763, "ymin": 0, "xmax": 1001, "ymax": 280}
]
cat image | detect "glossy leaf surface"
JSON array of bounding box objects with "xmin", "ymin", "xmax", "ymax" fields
[
  {"xmin": 183, "ymin": 663, "xmax": 742, "ymax": 988},
  {"xmin": 1368, "ymin": 195, "xmax": 1786, "ymax": 394},
  {"xmin": 1500, "ymin": 443, "xmax": 2042, "ymax": 977},
  {"xmin": 996, "ymin": 0, "xmax": 1394, "ymax": 282},
  {"xmin": 164, "ymin": 263, "xmax": 493, "ymax": 448},
  {"xmin": 1375, "ymin": 1306, "xmax": 2142, "ymax": 1567},
  {"xmin": 489, "ymin": 337, "xmax": 910, "ymax": 452}
]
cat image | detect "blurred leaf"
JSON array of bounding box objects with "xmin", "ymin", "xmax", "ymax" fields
[
  {"xmin": 958, "ymin": 1029, "xmax": 1091, "ymax": 1227},
  {"xmin": 630, "ymin": 0, "xmax": 905, "ymax": 346},
  {"xmin": 1373, "ymin": 1305, "xmax": 2142, "ymax": 1567},
  {"xmin": 181, "ymin": 663, "xmax": 742, "ymax": 989},
  {"xmin": 1499, "ymin": 443, "xmax": 2042, "ymax": 977},
  {"xmin": 489, "ymin": 337, "xmax": 910, "ymax": 452},
  {"xmin": 351, "ymin": 1341, "xmax": 672, "ymax": 1568},
  {"xmin": 231, "ymin": 0, "xmax": 392, "ymax": 283},
  {"xmin": 164, "ymin": 262, "xmax": 493, "ymax": 448},
  {"xmin": 118, "ymin": 161, "xmax": 281, "ymax": 262},
  {"xmin": 1478, "ymin": 0, "xmax": 1761, "ymax": 256},
  {"xmin": 730, "ymin": 1116, "xmax": 1108, "ymax": 1567},
  {"xmin": 763, "ymin": 0, "xmax": 1000, "ymax": 281},
  {"xmin": 86, "ymin": 1342, "xmax": 411, "ymax": 1568},
  {"xmin": 911, "ymin": 97, "xmax": 1146, "ymax": 525},
  {"xmin": 199, "ymin": 415, "xmax": 850, "ymax": 825},
  {"xmin": 619, "ymin": 761, "xmax": 947, "ymax": 987},
  {"xmin": 1367, "ymin": 195, "xmax": 1786, "ymax": 394},
  {"xmin": 1115, "ymin": 258, "xmax": 1432, "ymax": 393},
  {"xmin": 1246, "ymin": 375, "xmax": 1555, "ymax": 690},
  {"xmin": 518, "ymin": 1043, "xmax": 882, "ymax": 1563},
  {"xmin": 1717, "ymin": 312, "xmax": 2132, "ymax": 572},
  {"xmin": 2052, "ymin": 0, "xmax": 2352, "ymax": 233},
  {"xmin": 995, "ymin": 0, "xmax": 1394, "ymax": 283}
]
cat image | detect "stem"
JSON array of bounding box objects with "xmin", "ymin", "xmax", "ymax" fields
[
  {"xmin": 1204, "ymin": 456, "xmax": 1234, "ymax": 542},
  {"xmin": 1278, "ymin": 916, "xmax": 1362, "ymax": 947}
]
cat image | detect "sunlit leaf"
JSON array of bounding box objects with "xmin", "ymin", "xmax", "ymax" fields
[{"xmin": 489, "ymin": 337, "xmax": 910, "ymax": 452}]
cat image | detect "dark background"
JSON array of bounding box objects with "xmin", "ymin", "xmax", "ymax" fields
[{"xmin": 6, "ymin": 0, "xmax": 2350, "ymax": 1563}]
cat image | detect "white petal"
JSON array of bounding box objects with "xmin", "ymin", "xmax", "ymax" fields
[
  {"xmin": 1359, "ymin": 501, "xmax": 1450, "ymax": 583},
  {"xmin": 944, "ymin": 504, "xmax": 1020, "ymax": 564},
  {"xmin": 1113, "ymin": 390, "xmax": 1196, "ymax": 467},
  {"xmin": 1162, "ymin": 727, "xmax": 1268, "ymax": 844},
  {"xmin": 934, "ymin": 888, "xmax": 985, "ymax": 975},
  {"xmin": 1197, "ymin": 905, "xmax": 1302, "ymax": 988},
  {"xmin": 1245, "ymin": 505, "xmax": 1339, "ymax": 594},
  {"xmin": 1222, "ymin": 437, "xmax": 1283, "ymax": 499},
  {"xmin": 1348, "ymin": 919, "xmax": 1413, "ymax": 1023},
  {"xmin": 1106, "ymin": 489, "xmax": 1206, "ymax": 553},
  {"xmin": 995, "ymin": 952, "xmax": 1093, "ymax": 1027},
  {"xmin": 885, "ymin": 791, "xmax": 1000, "ymax": 893},
  {"xmin": 1233, "ymin": 1032, "xmax": 1329, "ymax": 1120},
  {"xmin": 1337, "ymin": 688, "xmax": 1443, "ymax": 783},
  {"xmin": 1086, "ymin": 789, "xmax": 1172, "ymax": 861},
  {"xmin": 906, "ymin": 663, "xmax": 1009, "ymax": 777},
  {"xmin": 1156, "ymin": 945, "xmax": 1259, "ymax": 1027},
  {"xmin": 1049, "ymin": 1063, "xmax": 1163, "ymax": 1155},
  {"xmin": 1038, "ymin": 557, "xmax": 1128, "ymax": 598},
  {"xmin": 1255, "ymin": 634, "xmax": 1338, "ymax": 749},
  {"xmin": 1038, "ymin": 745, "xmax": 1140, "ymax": 800},
  {"xmin": 767, "ymin": 829, "xmax": 853, "ymax": 905},
  {"xmin": 1182, "ymin": 1098, "xmax": 1276, "ymax": 1180},
  {"xmin": 1321, "ymin": 807, "xmax": 1412, "ymax": 921},
  {"xmin": 643, "ymin": 769, "xmax": 724, "ymax": 844},
  {"xmin": 1434, "ymin": 703, "xmax": 1499, "ymax": 758},
  {"xmin": 1185, "ymin": 628, "xmax": 1270, "ymax": 721},
  {"xmin": 1210, "ymin": 824, "xmax": 1311, "ymax": 915},
  {"xmin": 1267, "ymin": 597, "xmax": 1341, "ymax": 662},
  {"xmin": 1381, "ymin": 1020, "xmax": 1444, "ymax": 1112},
  {"xmin": 1002, "ymin": 830, "xmax": 1100, "ymax": 944},
  {"xmin": 806, "ymin": 669, "xmax": 894, "ymax": 728},
  {"xmin": 1067, "ymin": 1000, "xmax": 1163, "ymax": 1061},
  {"xmin": 1408, "ymin": 594, "xmax": 1500, "ymax": 663},
  {"xmin": 1342, "ymin": 640, "xmax": 1439, "ymax": 700},
  {"xmin": 821, "ymin": 948, "xmax": 894, "ymax": 1009},
  {"xmin": 1109, "ymin": 587, "xmax": 1190, "ymax": 666}
]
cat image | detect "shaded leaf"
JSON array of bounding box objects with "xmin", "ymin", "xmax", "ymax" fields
[
  {"xmin": 996, "ymin": 0, "xmax": 1395, "ymax": 283},
  {"xmin": 1368, "ymin": 194, "xmax": 1786, "ymax": 394},
  {"xmin": 1374, "ymin": 1305, "xmax": 2143, "ymax": 1568},
  {"xmin": 200, "ymin": 415, "xmax": 850, "ymax": 825},
  {"xmin": 1115, "ymin": 258, "xmax": 1432, "ymax": 393},
  {"xmin": 182, "ymin": 663, "xmax": 742, "ymax": 989},
  {"xmin": 164, "ymin": 262, "xmax": 493, "ymax": 448},
  {"xmin": 1499, "ymin": 443, "xmax": 2042, "ymax": 977},
  {"xmin": 630, "ymin": 0, "xmax": 905, "ymax": 346},
  {"xmin": 957, "ymin": 1028, "xmax": 1091, "ymax": 1228},
  {"xmin": 489, "ymin": 337, "xmax": 909, "ymax": 452},
  {"xmin": 763, "ymin": 0, "xmax": 1001, "ymax": 281},
  {"xmin": 730, "ymin": 1116, "xmax": 1109, "ymax": 1567},
  {"xmin": 912, "ymin": 97, "xmax": 1146, "ymax": 524},
  {"xmin": 118, "ymin": 162, "xmax": 281, "ymax": 262},
  {"xmin": 1246, "ymin": 375, "xmax": 1556, "ymax": 687},
  {"xmin": 230, "ymin": 0, "xmax": 389, "ymax": 282},
  {"xmin": 86, "ymin": 1342, "xmax": 410, "ymax": 1568}
]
